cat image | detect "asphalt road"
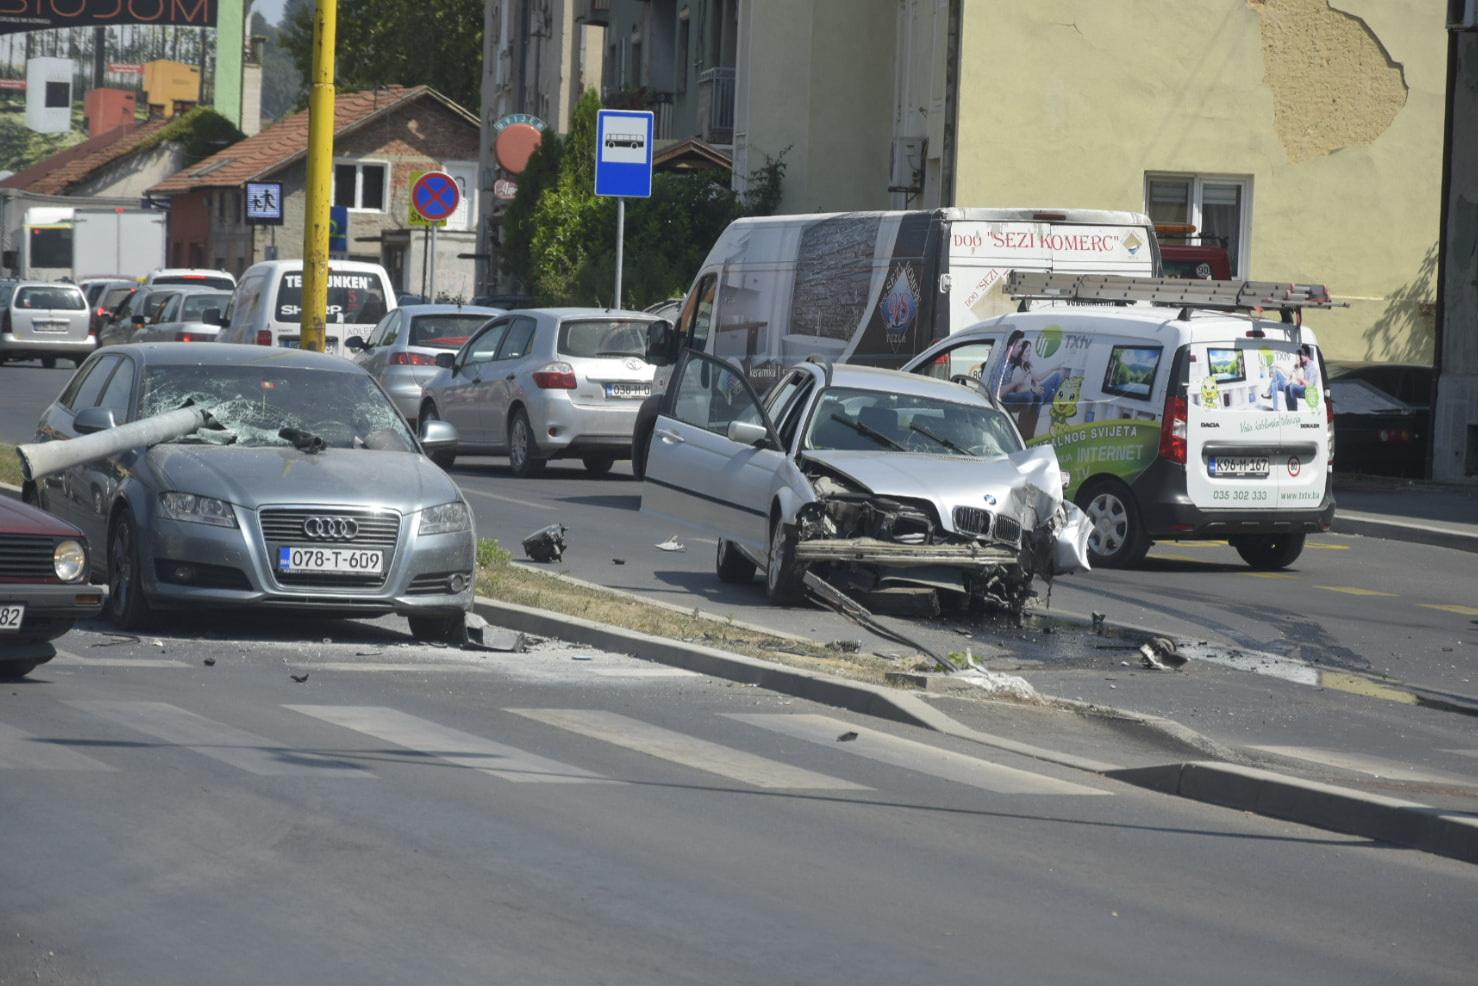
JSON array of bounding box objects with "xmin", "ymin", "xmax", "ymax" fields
[{"xmin": 4, "ymin": 622, "xmax": 1475, "ymax": 986}]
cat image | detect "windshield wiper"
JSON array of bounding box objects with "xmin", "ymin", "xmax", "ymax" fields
[
  {"xmin": 595, "ymin": 350, "xmax": 641, "ymax": 358},
  {"xmin": 830, "ymin": 413, "xmax": 906, "ymax": 452},
  {"xmin": 909, "ymin": 422, "xmax": 975, "ymax": 457}
]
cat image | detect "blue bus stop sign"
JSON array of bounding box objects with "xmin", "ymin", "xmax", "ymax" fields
[{"xmin": 595, "ymin": 110, "xmax": 654, "ymax": 198}]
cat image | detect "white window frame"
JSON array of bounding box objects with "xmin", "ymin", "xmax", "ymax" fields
[
  {"xmin": 333, "ymin": 158, "xmax": 390, "ymax": 213},
  {"xmin": 444, "ymin": 160, "xmax": 479, "ymax": 231},
  {"xmin": 1144, "ymin": 172, "xmax": 1254, "ymax": 278}
]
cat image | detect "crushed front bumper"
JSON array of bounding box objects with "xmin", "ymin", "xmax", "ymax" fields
[{"xmin": 793, "ymin": 537, "xmax": 1020, "ymax": 568}]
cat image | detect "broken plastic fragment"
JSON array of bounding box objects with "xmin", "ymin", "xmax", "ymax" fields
[{"xmin": 655, "ymin": 536, "xmax": 686, "ymax": 552}]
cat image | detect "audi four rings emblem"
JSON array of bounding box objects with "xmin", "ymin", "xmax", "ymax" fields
[{"xmin": 302, "ymin": 517, "xmax": 359, "ymax": 540}]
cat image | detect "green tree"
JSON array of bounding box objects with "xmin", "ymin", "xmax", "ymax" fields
[
  {"xmin": 282, "ymin": 0, "xmax": 483, "ymax": 112},
  {"xmin": 252, "ymin": 10, "xmax": 304, "ymax": 121}
]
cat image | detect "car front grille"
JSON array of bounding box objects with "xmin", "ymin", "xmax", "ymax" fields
[
  {"xmin": 0, "ymin": 536, "xmax": 60, "ymax": 581},
  {"xmin": 259, "ymin": 508, "xmax": 401, "ymax": 588},
  {"xmin": 952, "ymin": 507, "xmax": 1022, "ymax": 544}
]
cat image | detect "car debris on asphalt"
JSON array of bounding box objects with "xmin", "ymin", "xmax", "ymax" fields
[
  {"xmin": 522, "ymin": 524, "xmax": 568, "ymax": 562},
  {"xmin": 1139, "ymin": 637, "xmax": 1187, "ymax": 671},
  {"xmin": 655, "ymin": 536, "xmax": 686, "ymax": 552}
]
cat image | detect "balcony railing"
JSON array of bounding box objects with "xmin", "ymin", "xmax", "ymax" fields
[
  {"xmin": 601, "ymin": 87, "xmax": 673, "ymax": 141},
  {"xmin": 697, "ymin": 66, "xmax": 735, "ymax": 145},
  {"xmin": 582, "ymin": 0, "xmax": 611, "ymax": 26}
]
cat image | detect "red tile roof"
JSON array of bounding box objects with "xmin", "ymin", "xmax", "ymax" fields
[
  {"xmin": 1, "ymin": 118, "xmax": 174, "ymax": 195},
  {"xmin": 148, "ymin": 85, "xmax": 475, "ymax": 196}
]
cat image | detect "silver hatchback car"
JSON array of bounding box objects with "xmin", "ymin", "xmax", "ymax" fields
[
  {"xmin": 418, "ymin": 308, "xmax": 659, "ymax": 477},
  {"xmin": 348, "ymin": 304, "xmax": 504, "ymax": 427},
  {"xmin": 0, "ymin": 282, "xmax": 95, "ymax": 368},
  {"xmin": 425, "ymin": 308, "xmax": 662, "ymax": 478}
]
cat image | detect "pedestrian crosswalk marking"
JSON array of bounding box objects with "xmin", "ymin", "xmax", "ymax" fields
[
  {"xmin": 67, "ymin": 701, "xmax": 370, "ymax": 778},
  {"xmin": 507, "ymin": 709, "xmax": 870, "ymax": 791},
  {"xmin": 0, "ymin": 720, "xmax": 115, "ymax": 771},
  {"xmin": 286, "ymin": 705, "xmax": 609, "ymax": 784},
  {"xmin": 729, "ymin": 715, "xmax": 1109, "ymax": 796}
]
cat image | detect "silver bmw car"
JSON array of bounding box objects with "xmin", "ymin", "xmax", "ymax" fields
[{"xmin": 30, "ymin": 344, "xmax": 475, "ymax": 641}]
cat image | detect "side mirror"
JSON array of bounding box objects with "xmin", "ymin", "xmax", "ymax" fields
[
  {"xmin": 644, "ymin": 319, "xmax": 679, "ymax": 367},
  {"xmin": 73, "ymin": 406, "xmax": 117, "ymax": 435},
  {"xmin": 419, "ymin": 418, "xmax": 458, "ymax": 455},
  {"xmin": 202, "ymin": 307, "xmax": 222, "ymax": 326},
  {"xmin": 727, "ymin": 419, "xmax": 771, "ymax": 448},
  {"xmin": 345, "ymin": 335, "xmax": 366, "ymax": 352},
  {"xmin": 434, "ymin": 352, "xmax": 456, "ymax": 370}
]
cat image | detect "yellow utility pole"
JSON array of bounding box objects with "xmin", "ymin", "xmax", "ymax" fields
[{"xmin": 299, "ymin": 0, "xmax": 337, "ymax": 353}]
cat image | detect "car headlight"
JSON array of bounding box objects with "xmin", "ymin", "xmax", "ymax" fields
[
  {"xmin": 418, "ymin": 500, "xmax": 470, "ymax": 536},
  {"xmin": 159, "ymin": 492, "xmax": 239, "ymax": 528},
  {"xmin": 53, "ymin": 540, "xmax": 86, "ymax": 582}
]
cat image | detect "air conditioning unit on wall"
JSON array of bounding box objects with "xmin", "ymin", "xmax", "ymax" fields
[
  {"xmin": 1450, "ymin": 0, "xmax": 1478, "ymax": 30},
  {"xmin": 889, "ymin": 137, "xmax": 925, "ymax": 194}
]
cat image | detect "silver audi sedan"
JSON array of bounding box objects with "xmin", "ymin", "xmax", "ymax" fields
[{"xmin": 30, "ymin": 344, "xmax": 475, "ymax": 641}]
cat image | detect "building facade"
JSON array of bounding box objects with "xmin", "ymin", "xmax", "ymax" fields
[
  {"xmin": 732, "ymin": 0, "xmax": 1444, "ymax": 369},
  {"xmin": 150, "ymin": 86, "xmax": 482, "ymax": 299}
]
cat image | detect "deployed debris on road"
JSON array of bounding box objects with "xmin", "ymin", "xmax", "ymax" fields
[
  {"xmin": 655, "ymin": 536, "xmax": 686, "ymax": 552},
  {"xmin": 461, "ymin": 612, "xmax": 527, "ymax": 652},
  {"xmin": 1139, "ymin": 636, "xmax": 1187, "ymax": 671},
  {"xmin": 522, "ymin": 524, "xmax": 568, "ymax": 563}
]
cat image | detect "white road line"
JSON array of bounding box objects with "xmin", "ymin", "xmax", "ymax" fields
[
  {"xmin": 461, "ymin": 487, "xmax": 557, "ymax": 511},
  {"xmin": 729, "ymin": 714, "xmax": 1109, "ymax": 796},
  {"xmin": 1252, "ymin": 745, "xmax": 1478, "ymax": 787},
  {"xmin": 51, "ymin": 655, "xmax": 190, "ymax": 669},
  {"xmin": 286, "ymin": 705, "xmax": 609, "ymax": 784},
  {"xmin": 68, "ymin": 701, "xmax": 370, "ymax": 778},
  {"xmin": 508, "ymin": 709, "xmax": 870, "ymax": 791},
  {"xmin": 0, "ymin": 721, "xmax": 115, "ymax": 771}
]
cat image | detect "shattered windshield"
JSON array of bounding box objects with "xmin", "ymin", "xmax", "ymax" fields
[
  {"xmin": 805, "ymin": 386, "xmax": 1023, "ymax": 458},
  {"xmin": 138, "ymin": 364, "xmax": 417, "ymax": 452}
]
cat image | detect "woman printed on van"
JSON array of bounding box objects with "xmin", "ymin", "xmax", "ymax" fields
[{"xmin": 1266, "ymin": 345, "xmax": 1319, "ymax": 410}]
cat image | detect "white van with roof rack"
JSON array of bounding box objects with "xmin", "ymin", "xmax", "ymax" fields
[
  {"xmin": 216, "ymin": 259, "xmax": 396, "ymax": 355},
  {"xmin": 902, "ymin": 273, "xmax": 1338, "ymax": 570}
]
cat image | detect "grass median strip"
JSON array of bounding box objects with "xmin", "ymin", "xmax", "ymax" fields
[
  {"xmin": 0, "ymin": 442, "xmax": 26, "ymax": 489},
  {"xmin": 473, "ymin": 539, "xmax": 904, "ymax": 683}
]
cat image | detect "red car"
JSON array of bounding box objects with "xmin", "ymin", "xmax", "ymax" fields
[{"xmin": 0, "ymin": 496, "xmax": 107, "ymax": 679}]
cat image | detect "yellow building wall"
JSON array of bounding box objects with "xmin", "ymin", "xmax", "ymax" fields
[
  {"xmin": 954, "ymin": 0, "xmax": 1444, "ymax": 362},
  {"xmin": 143, "ymin": 60, "xmax": 203, "ymax": 119},
  {"xmin": 743, "ymin": 0, "xmax": 897, "ymax": 214}
]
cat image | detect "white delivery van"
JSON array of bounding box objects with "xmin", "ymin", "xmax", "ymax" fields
[
  {"xmin": 902, "ymin": 273, "xmax": 1337, "ymax": 570},
  {"xmin": 634, "ymin": 207, "xmax": 1159, "ymax": 475},
  {"xmin": 217, "ymin": 259, "xmax": 395, "ymax": 354}
]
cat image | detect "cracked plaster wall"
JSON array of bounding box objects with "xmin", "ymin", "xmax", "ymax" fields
[{"xmin": 953, "ymin": 0, "xmax": 1444, "ymax": 362}]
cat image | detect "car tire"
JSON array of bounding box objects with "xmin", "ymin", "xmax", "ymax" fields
[
  {"xmin": 0, "ymin": 659, "xmax": 41, "ymax": 680},
  {"xmin": 1075, "ymin": 478, "xmax": 1150, "ymax": 569},
  {"xmin": 419, "ymin": 403, "xmax": 456, "ymax": 469},
  {"xmin": 764, "ymin": 518, "xmax": 806, "ymax": 605},
  {"xmin": 409, "ymin": 611, "xmax": 466, "ymax": 644},
  {"xmin": 716, "ymin": 539, "xmax": 758, "ymax": 584},
  {"xmin": 107, "ymin": 510, "xmax": 153, "ymax": 630},
  {"xmin": 581, "ymin": 455, "xmax": 615, "ymax": 477},
  {"xmin": 1231, "ymin": 533, "xmax": 1306, "ymax": 570},
  {"xmin": 507, "ymin": 409, "xmax": 546, "ymax": 478},
  {"xmin": 41, "ymin": 357, "xmax": 56, "ymax": 369}
]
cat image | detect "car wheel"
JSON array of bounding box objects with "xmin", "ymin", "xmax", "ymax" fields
[
  {"xmin": 716, "ymin": 539, "xmax": 758, "ymax": 584},
  {"xmin": 507, "ymin": 409, "xmax": 546, "ymax": 478},
  {"xmin": 41, "ymin": 357, "xmax": 56, "ymax": 369},
  {"xmin": 409, "ymin": 611, "xmax": 466, "ymax": 644},
  {"xmin": 1076, "ymin": 479, "xmax": 1150, "ymax": 569},
  {"xmin": 107, "ymin": 510, "xmax": 153, "ymax": 630},
  {"xmin": 1231, "ymin": 533, "xmax": 1306, "ymax": 570},
  {"xmin": 765, "ymin": 518, "xmax": 806, "ymax": 605},
  {"xmin": 581, "ymin": 455, "xmax": 615, "ymax": 477},
  {"xmin": 419, "ymin": 403, "xmax": 456, "ymax": 469},
  {"xmin": 0, "ymin": 659, "xmax": 41, "ymax": 680}
]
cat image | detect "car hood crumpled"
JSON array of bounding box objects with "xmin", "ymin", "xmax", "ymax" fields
[
  {"xmin": 146, "ymin": 444, "xmax": 462, "ymax": 513},
  {"xmin": 801, "ymin": 445, "xmax": 1066, "ymax": 525}
]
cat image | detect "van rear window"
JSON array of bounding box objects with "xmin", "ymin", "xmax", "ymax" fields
[
  {"xmin": 15, "ymin": 286, "xmax": 86, "ymax": 310},
  {"xmin": 275, "ymin": 271, "xmax": 388, "ymax": 324}
]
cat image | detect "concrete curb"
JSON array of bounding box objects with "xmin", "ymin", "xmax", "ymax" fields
[
  {"xmin": 1108, "ymin": 761, "xmax": 1478, "ymax": 864},
  {"xmin": 475, "ymin": 593, "xmax": 1476, "ymax": 864},
  {"xmin": 1332, "ymin": 510, "xmax": 1478, "ymax": 554}
]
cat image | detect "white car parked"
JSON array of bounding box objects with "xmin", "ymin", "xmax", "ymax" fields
[{"xmin": 640, "ymin": 354, "xmax": 1090, "ymax": 612}]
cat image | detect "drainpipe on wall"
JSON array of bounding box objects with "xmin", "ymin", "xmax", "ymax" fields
[{"xmin": 941, "ymin": 0, "xmax": 962, "ymax": 208}]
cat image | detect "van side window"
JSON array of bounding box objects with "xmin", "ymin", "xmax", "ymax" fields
[
  {"xmin": 680, "ymin": 274, "xmax": 717, "ymax": 352},
  {"xmin": 918, "ymin": 340, "xmax": 995, "ymax": 381}
]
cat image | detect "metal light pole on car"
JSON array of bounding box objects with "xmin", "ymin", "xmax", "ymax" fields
[{"xmin": 299, "ymin": 0, "xmax": 337, "ymax": 353}]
